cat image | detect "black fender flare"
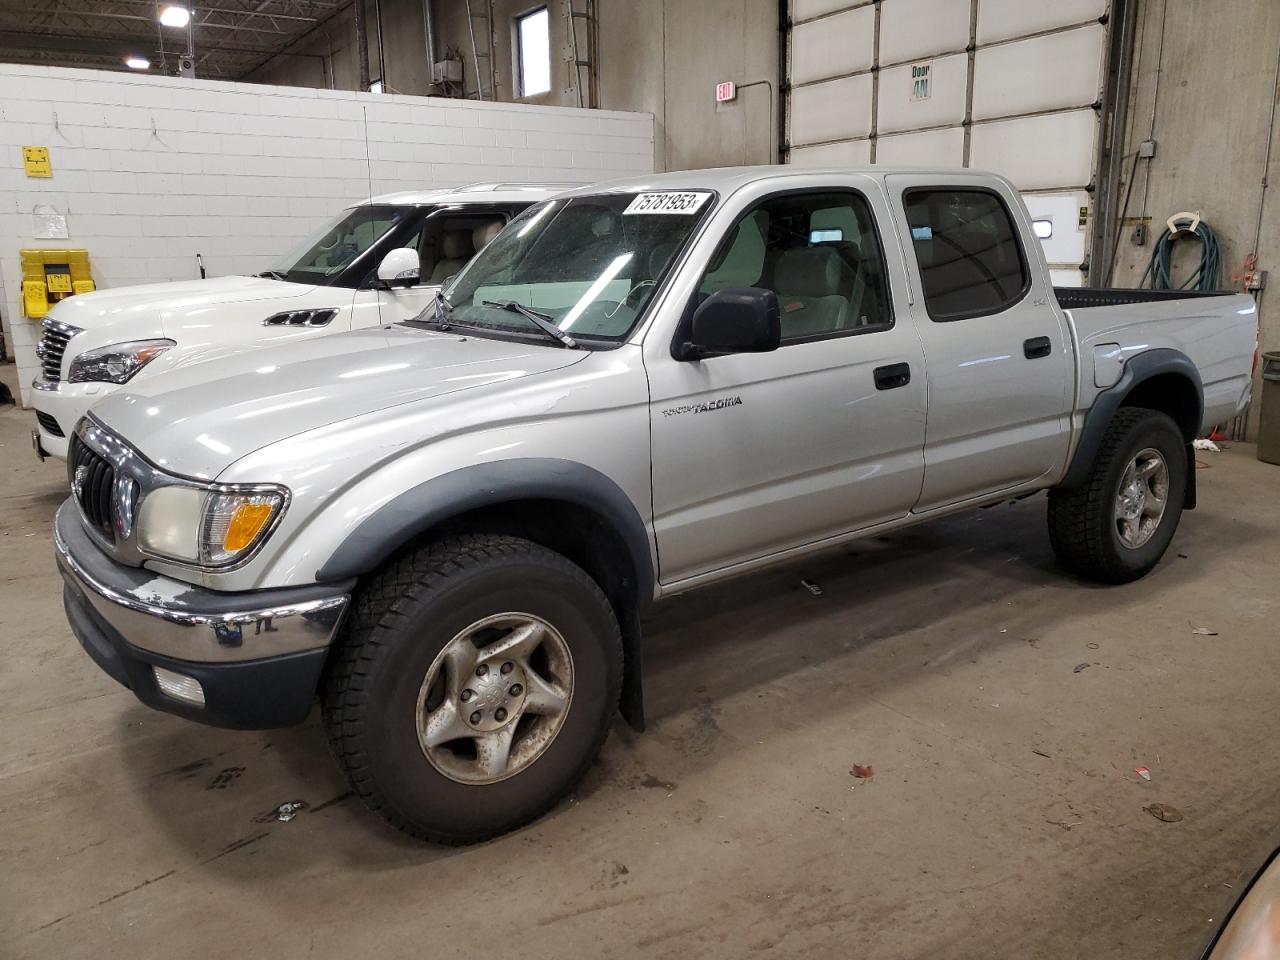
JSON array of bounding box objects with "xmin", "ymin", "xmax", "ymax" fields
[
  {"xmin": 1059, "ymin": 347, "xmax": 1203, "ymax": 506},
  {"xmin": 315, "ymin": 458, "xmax": 655, "ymax": 731}
]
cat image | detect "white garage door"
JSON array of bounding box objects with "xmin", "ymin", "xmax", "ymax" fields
[{"xmin": 787, "ymin": 0, "xmax": 1112, "ymax": 286}]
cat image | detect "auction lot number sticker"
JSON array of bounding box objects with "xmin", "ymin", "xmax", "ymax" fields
[{"xmin": 623, "ymin": 191, "xmax": 712, "ymax": 215}]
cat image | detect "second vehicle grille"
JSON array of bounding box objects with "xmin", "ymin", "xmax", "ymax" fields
[
  {"xmin": 68, "ymin": 432, "xmax": 117, "ymax": 542},
  {"xmin": 36, "ymin": 319, "xmax": 81, "ymax": 383}
]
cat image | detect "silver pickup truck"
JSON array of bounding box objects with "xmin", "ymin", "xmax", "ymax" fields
[{"xmin": 54, "ymin": 166, "xmax": 1257, "ymax": 843}]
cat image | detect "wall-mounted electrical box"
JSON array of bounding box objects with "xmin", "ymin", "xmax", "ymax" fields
[
  {"xmin": 433, "ymin": 59, "xmax": 463, "ymax": 84},
  {"xmin": 20, "ymin": 248, "xmax": 95, "ymax": 318}
]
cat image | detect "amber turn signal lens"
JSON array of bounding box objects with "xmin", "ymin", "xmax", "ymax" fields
[{"xmin": 222, "ymin": 502, "xmax": 275, "ymax": 552}]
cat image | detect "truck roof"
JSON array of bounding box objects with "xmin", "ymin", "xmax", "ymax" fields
[
  {"xmin": 558, "ymin": 164, "xmax": 1008, "ymax": 198},
  {"xmin": 356, "ymin": 182, "xmax": 580, "ymax": 208}
]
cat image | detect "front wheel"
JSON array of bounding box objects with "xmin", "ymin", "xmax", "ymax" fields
[
  {"xmin": 321, "ymin": 534, "xmax": 623, "ymax": 843},
  {"xmin": 1047, "ymin": 407, "xmax": 1188, "ymax": 584}
]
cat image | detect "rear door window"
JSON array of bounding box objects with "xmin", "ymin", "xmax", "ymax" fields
[{"xmin": 903, "ymin": 189, "xmax": 1029, "ymax": 321}]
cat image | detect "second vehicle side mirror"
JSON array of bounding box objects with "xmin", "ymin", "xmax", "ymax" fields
[
  {"xmin": 376, "ymin": 247, "xmax": 421, "ymax": 288},
  {"xmin": 678, "ymin": 287, "xmax": 781, "ymax": 360}
]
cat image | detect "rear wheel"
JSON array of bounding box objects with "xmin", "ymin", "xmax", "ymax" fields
[
  {"xmin": 1048, "ymin": 407, "xmax": 1187, "ymax": 583},
  {"xmin": 322, "ymin": 534, "xmax": 622, "ymax": 843}
]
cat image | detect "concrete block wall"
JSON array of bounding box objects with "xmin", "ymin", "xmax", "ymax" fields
[{"xmin": 0, "ymin": 64, "xmax": 654, "ymax": 406}]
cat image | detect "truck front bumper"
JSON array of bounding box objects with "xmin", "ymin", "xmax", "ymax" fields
[{"xmin": 54, "ymin": 502, "xmax": 353, "ymax": 729}]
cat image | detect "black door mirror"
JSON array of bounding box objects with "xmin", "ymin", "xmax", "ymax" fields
[{"xmin": 677, "ymin": 287, "xmax": 781, "ymax": 360}]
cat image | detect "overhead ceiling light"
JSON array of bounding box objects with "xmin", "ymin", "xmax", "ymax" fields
[
  {"xmin": 159, "ymin": 5, "xmax": 191, "ymax": 28},
  {"xmin": 125, "ymin": 56, "xmax": 151, "ymax": 69}
]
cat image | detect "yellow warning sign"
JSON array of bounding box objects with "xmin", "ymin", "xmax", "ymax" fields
[{"xmin": 23, "ymin": 145, "xmax": 51, "ymax": 178}]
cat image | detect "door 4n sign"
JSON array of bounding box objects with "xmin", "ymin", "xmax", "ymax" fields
[{"xmin": 910, "ymin": 62, "xmax": 932, "ymax": 101}]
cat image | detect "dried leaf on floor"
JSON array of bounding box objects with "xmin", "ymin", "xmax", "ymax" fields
[
  {"xmin": 1143, "ymin": 802, "xmax": 1183, "ymax": 823},
  {"xmin": 849, "ymin": 763, "xmax": 875, "ymax": 780}
]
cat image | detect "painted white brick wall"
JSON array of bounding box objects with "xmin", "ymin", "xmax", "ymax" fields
[{"xmin": 0, "ymin": 65, "xmax": 655, "ymax": 406}]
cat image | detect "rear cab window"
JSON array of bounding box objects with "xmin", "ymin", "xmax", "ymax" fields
[{"xmin": 903, "ymin": 189, "xmax": 1030, "ymax": 321}]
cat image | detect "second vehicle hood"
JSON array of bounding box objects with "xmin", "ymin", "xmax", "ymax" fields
[
  {"xmin": 46, "ymin": 275, "xmax": 317, "ymax": 341},
  {"xmin": 91, "ymin": 326, "xmax": 587, "ymax": 479}
]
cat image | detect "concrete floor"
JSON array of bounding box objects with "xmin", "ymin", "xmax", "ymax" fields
[{"xmin": 3, "ymin": 360, "xmax": 1279, "ymax": 960}]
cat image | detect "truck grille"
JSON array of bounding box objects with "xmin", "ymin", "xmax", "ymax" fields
[
  {"xmin": 68, "ymin": 432, "xmax": 117, "ymax": 542},
  {"xmin": 36, "ymin": 318, "xmax": 82, "ymax": 383}
]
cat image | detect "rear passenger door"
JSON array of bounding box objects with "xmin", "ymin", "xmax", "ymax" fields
[
  {"xmin": 647, "ymin": 183, "xmax": 928, "ymax": 585},
  {"xmin": 885, "ymin": 176, "xmax": 1074, "ymax": 512}
]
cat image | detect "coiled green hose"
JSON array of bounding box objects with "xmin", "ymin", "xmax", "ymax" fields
[{"xmin": 1140, "ymin": 217, "xmax": 1222, "ymax": 291}]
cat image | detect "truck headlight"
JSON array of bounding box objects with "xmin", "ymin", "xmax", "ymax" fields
[
  {"xmin": 137, "ymin": 484, "xmax": 288, "ymax": 567},
  {"xmin": 68, "ymin": 339, "xmax": 175, "ymax": 384}
]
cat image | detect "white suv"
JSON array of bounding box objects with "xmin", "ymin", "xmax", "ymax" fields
[{"xmin": 31, "ymin": 182, "xmax": 572, "ymax": 458}]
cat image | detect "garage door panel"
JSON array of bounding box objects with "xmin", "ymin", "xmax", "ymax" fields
[
  {"xmin": 976, "ymin": 0, "xmax": 1106, "ymax": 44},
  {"xmin": 875, "ymin": 126, "xmax": 964, "ymax": 166},
  {"xmin": 877, "ymin": 52, "xmax": 967, "ymax": 134},
  {"xmin": 791, "ymin": 6, "xmax": 876, "ymax": 86},
  {"xmin": 790, "ymin": 74, "xmax": 873, "ymax": 146},
  {"xmin": 972, "ymin": 24, "xmax": 1104, "ymax": 120},
  {"xmin": 791, "ymin": 138, "xmax": 872, "ymax": 166},
  {"xmin": 793, "ymin": 0, "xmax": 867, "ymax": 22},
  {"xmin": 879, "ymin": 0, "xmax": 970, "ymax": 65},
  {"xmin": 969, "ymin": 109, "xmax": 1096, "ymax": 189},
  {"xmin": 1023, "ymin": 191, "xmax": 1089, "ymax": 267}
]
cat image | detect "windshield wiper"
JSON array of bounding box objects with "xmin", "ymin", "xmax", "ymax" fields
[
  {"xmin": 481, "ymin": 300, "xmax": 579, "ymax": 349},
  {"xmin": 407, "ymin": 289, "xmax": 459, "ymax": 330},
  {"xmin": 254, "ymin": 269, "xmax": 288, "ymax": 281}
]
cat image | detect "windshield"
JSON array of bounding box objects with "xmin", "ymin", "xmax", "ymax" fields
[
  {"xmin": 442, "ymin": 191, "xmax": 714, "ymax": 342},
  {"xmin": 267, "ymin": 204, "xmax": 410, "ymax": 284}
]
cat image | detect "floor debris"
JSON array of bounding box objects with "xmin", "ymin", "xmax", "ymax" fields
[
  {"xmin": 800, "ymin": 579, "xmax": 823, "ymax": 597},
  {"xmin": 1144, "ymin": 802, "xmax": 1184, "ymax": 823},
  {"xmin": 1193, "ymin": 438, "xmax": 1221, "ymax": 452},
  {"xmin": 272, "ymin": 801, "xmax": 307, "ymax": 822},
  {"xmin": 1032, "ymin": 749, "xmax": 1052, "ymax": 759},
  {"xmin": 849, "ymin": 764, "xmax": 875, "ymax": 780},
  {"xmin": 1191, "ymin": 627, "xmax": 1219, "ymax": 636},
  {"xmin": 1073, "ymin": 662, "xmax": 1091, "ymax": 673},
  {"xmin": 1135, "ymin": 766, "xmax": 1152, "ymax": 781}
]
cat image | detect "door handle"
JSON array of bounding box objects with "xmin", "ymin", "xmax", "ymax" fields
[
  {"xmin": 874, "ymin": 362, "xmax": 911, "ymax": 390},
  {"xmin": 1024, "ymin": 336, "xmax": 1052, "ymax": 359}
]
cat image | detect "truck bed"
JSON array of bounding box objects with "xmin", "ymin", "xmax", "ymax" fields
[
  {"xmin": 1053, "ymin": 287, "xmax": 1236, "ymax": 310},
  {"xmin": 1057, "ymin": 287, "xmax": 1256, "ymax": 433}
]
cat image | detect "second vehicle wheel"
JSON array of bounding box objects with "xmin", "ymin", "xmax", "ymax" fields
[
  {"xmin": 1047, "ymin": 407, "xmax": 1188, "ymax": 584},
  {"xmin": 321, "ymin": 534, "xmax": 623, "ymax": 843}
]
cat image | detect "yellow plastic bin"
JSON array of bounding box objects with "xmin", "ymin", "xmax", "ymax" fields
[{"xmin": 1259, "ymin": 351, "xmax": 1280, "ymax": 465}]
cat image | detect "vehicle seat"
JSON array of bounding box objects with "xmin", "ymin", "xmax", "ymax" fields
[
  {"xmin": 472, "ymin": 219, "xmax": 505, "ymax": 252},
  {"xmin": 429, "ymin": 230, "xmax": 475, "ymax": 284},
  {"xmin": 773, "ymin": 246, "xmax": 853, "ymax": 338}
]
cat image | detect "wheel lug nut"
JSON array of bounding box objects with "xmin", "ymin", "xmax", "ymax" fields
[
  {"xmin": 470, "ymin": 711, "xmax": 482, "ymax": 725},
  {"xmin": 509, "ymin": 684, "xmax": 523, "ymax": 696},
  {"xmin": 475, "ymin": 664, "xmax": 488, "ymax": 677},
  {"xmin": 460, "ymin": 689, "xmax": 474, "ymax": 702},
  {"xmin": 500, "ymin": 661, "xmax": 514, "ymax": 675},
  {"xmin": 495, "ymin": 708, "xmax": 507, "ymax": 722}
]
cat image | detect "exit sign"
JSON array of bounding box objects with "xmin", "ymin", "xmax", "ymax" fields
[{"xmin": 715, "ymin": 81, "xmax": 736, "ymax": 103}]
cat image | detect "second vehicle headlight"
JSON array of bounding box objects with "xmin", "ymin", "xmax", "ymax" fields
[
  {"xmin": 68, "ymin": 339, "xmax": 175, "ymax": 384},
  {"xmin": 137, "ymin": 485, "xmax": 288, "ymax": 567}
]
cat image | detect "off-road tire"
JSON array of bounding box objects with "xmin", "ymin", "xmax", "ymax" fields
[
  {"xmin": 1047, "ymin": 407, "xmax": 1187, "ymax": 584},
  {"xmin": 321, "ymin": 534, "xmax": 622, "ymax": 844}
]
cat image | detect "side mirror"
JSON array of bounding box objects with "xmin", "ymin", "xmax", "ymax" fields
[
  {"xmin": 678, "ymin": 287, "xmax": 781, "ymax": 360},
  {"xmin": 376, "ymin": 247, "xmax": 420, "ymax": 288}
]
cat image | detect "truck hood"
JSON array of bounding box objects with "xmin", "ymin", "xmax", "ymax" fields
[
  {"xmin": 91, "ymin": 326, "xmax": 587, "ymax": 479},
  {"xmin": 46, "ymin": 275, "xmax": 316, "ymax": 341}
]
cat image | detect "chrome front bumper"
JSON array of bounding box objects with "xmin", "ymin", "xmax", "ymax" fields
[{"xmin": 54, "ymin": 501, "xmax": 350, "ymax": 664}]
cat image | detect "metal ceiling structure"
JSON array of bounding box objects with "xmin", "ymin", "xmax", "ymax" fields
[{"xmin": 0, "ymin": 0, "xmax": 351, "ymax": 81}]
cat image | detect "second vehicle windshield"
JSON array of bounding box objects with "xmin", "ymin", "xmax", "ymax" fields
[{"xmin": 440, "ymin": 191, "xmax": 714, "ymax": 343}]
